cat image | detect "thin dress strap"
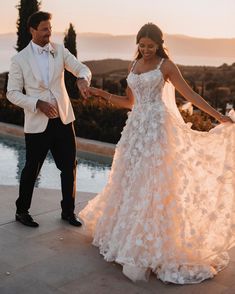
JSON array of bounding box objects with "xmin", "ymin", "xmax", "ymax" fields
[
  {"xmin": 157, "ymin": 58, "xmax": 164, "ymax": 70},
  {"xmin": 130, "ymin": 60, "xmax": 138, "ymax": 72}
]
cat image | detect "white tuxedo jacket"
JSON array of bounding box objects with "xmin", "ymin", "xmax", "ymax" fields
[{"xmin": 7, "ymin": 42, "xmax": 91, "ymax": 133}]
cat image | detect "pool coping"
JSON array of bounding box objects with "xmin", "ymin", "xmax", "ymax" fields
[{"xmin": 0, "ymin": 121, "xmax": 115, "ymax": 158}]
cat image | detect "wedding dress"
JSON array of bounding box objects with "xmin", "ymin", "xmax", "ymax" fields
[{"xmin": 79, "ymin": 59, "xmax": 235, "ymax": 284}]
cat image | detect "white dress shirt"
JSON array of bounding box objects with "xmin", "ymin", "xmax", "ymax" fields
[{"xmin": 31, "ymin": 41, "xmax": 59, "ymax": 117}]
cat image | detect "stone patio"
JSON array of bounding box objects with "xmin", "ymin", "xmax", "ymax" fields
[{"xmin": 0, "ymin": 185, "xmax": 235, "ymax": 294}]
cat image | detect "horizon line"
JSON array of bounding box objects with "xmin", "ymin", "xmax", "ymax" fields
[{"xmin": 1, "ymin": 31, "xmax": 235, "ymax": 40}]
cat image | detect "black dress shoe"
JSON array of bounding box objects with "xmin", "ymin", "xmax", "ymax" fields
[
  {"xmin": 61, "ymin": 213, "xmax": 82, "ymax": 227},
  {"xmin": 15, "ymin": 213, "xmax": 39, "ymax": 227}
]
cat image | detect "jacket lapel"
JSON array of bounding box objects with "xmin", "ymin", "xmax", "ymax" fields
[
  {"xmin": 27, "ymin": 43, "xmax": 45, "ymax": 87},
  {"xmin": 48, "ymin": 43, "xmax": 55, "ymax": 86}
]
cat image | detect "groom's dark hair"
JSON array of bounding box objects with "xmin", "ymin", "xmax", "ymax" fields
[{"xmin": 27, "ymin": 11, "xmax": 52, "ymax": 31}]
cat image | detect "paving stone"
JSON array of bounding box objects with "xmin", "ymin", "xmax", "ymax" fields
[{"xmin": 0, "ymin": 185, "xmax": 233, "ymax": 294}]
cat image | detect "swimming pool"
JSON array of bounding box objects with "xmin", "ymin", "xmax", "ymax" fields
[{"xmin": 0, "ymin": 134, "xmax": 112, "ymax": 193}]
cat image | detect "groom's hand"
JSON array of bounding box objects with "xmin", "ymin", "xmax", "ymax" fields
[
  {"xmin": 36, "ymin": 100, "xmax": 58, "ymax": 118},
  {"xmin": 76, "ymin": 78, "xmax": 89, "ymax": 99}
]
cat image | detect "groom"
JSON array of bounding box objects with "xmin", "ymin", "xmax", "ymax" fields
[{"xmin": 7, "ymin": 11, "xmax": 91, "ymax": 227}]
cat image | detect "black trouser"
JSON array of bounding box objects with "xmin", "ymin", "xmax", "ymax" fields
[{"xmin": 16, "ymin": 118, "xmax": 77, "ymax": 216}]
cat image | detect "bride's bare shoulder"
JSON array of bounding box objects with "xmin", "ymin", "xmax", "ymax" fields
[
  {"xmin": 161, "ymin": 59, "xmax": 180, "ymax": 81},
  {"xmin": 161, "ymin": 59, "xmax": 179, "ymax": 75},
  {"xmin": 162, "ymin": 58, "xmax": 176, "ymax": 69}
]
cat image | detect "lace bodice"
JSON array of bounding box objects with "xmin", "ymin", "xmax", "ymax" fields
[{"xmin": 127, "ymin": 61, "xmax": 165, "ymax": 106}]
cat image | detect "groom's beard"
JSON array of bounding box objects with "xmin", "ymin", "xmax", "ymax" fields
[
  {"xmin": 32, "ymin": 34, "xmax": 51, "ymax": 47},
  {"xmin": 41, "ymin": 34, "xmax": 51, "ymax": 46}
]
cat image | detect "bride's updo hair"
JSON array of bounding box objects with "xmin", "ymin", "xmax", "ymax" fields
[{"xmin": 135, "ymin": 23, "xmax": 169, "ymax": 60}]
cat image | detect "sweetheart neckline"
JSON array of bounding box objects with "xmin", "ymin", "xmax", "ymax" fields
[
  {"xmin": 129, "ymin": 68, "xmax": 164, "ymax": 82},
  {"xmin": 131, "ymin": 67, "xmax": 160, "ymax": 76}
]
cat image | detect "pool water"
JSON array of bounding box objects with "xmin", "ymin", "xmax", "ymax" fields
[{"xmin": 0, "ymin": 134, "xmax": 112, "ymax": 193}]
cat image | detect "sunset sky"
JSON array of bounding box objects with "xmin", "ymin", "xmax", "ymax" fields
[{"xmin": 1, "ymin": 0, "xmax": 235, "ymax": 38}]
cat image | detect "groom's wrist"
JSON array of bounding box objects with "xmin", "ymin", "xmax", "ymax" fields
[
  {"xmin": 36, "ymin": 99, "xmax": 42, "ymax": 109},
  {"xmin": 77, "ymin": 77, "xmax": 90, "ymax": 84}
]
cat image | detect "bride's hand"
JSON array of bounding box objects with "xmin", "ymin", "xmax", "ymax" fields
[
  {"xmin": 89, "ymin": 87, "xmax": 104, "ymax": 97},
  {"xmin": 89, "ymin": 87, "xmax": 111, "ymax": 102}
]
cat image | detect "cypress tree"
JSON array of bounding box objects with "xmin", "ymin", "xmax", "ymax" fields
[
  {"xmin": 64, "ymin": 23, "xmax": 79, "ymax": 98},
  {"xmin": 64, "ymin": 23, "xmax": 77, "ymax": 57},
  {"xmin": 16, "ymin": 0, "xmax": 40, "ymax": 52}
]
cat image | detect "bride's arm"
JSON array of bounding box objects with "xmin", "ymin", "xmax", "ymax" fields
[
  {"xmin": 89, "ymin": 86, "xmax": 134, "ymax": 110},
  {"xmin": 163, "ymin": 59, "xmax": 232, "ymax": 123},
  {"xmin": 89, "ymin": 62, "xmax": 135, "ymax": 109}
]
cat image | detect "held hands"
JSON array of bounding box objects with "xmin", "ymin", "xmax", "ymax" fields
[
  {"xmin": 76, "ymin": 78, "xmax": 89, "ymax": 99},
  {"xmin": 36, "ymin": 100, "xmax": 58, "ymax": 118},
  {"xmin": 88, "ymin": 87, "xmax": 112, "ymax": 102},
  {"xmin": 88, "ymin": 87, "xmax": 105, "ymax": 98}
]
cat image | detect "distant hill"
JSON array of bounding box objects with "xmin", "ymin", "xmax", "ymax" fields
[
  {"xmin": 2, "ymin": 32, "xmax": 235, "ymax": 58},
  {"xmin": 0, "ymin": 32, "xmax": 235, "ymax": 72},
  {"xmin": 75, "ymin": 32, "xmax": 235, "ymax": 59},
  {"xmin": 84, "ymin": 59, "xmax": 130, "ymax": 75},
  {"xmin": 165, "ymin": 34, "xmax": 235, "ymax": 58}
]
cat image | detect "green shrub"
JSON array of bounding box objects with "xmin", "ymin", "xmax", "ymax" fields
[
  {"xmin": 72, "ymin": 97, "xmax": 128, "ymax": 143},
  {"xmin": 180, "ymin": 110, "xmax": 214, "ymax": 131},
  {"xmin": 0, "ymin": 96, "xmax": 128, "ymax": 143}
]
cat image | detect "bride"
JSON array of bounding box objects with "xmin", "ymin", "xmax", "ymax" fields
[{"xmin": 79, "ymin": 23, "xmax": 235, "ymax": 284}]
